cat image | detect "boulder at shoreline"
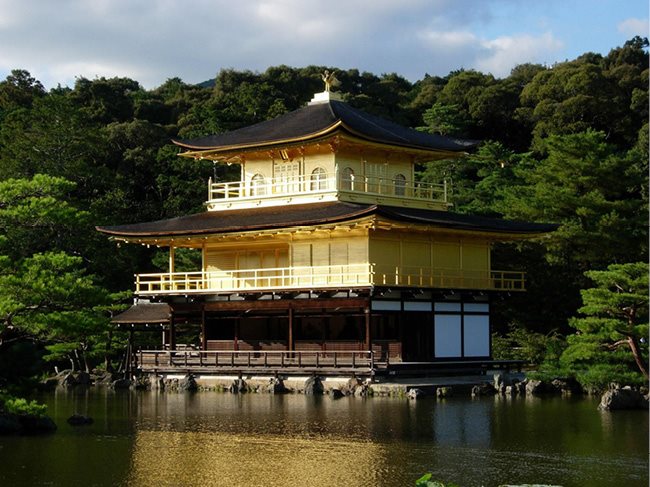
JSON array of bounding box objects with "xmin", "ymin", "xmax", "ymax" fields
[
  {"xmin": 0, "ymin": 412, "xmax": 57, "ymax": 435},
  {"xmin": 598, "ymin": 386, "xmax": 649, "ymax": 410}
]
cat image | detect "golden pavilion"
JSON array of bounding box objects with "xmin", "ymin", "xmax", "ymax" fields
[{"xmin": 98, "ymin": 87, "xmax": 554, "ymax": 377}]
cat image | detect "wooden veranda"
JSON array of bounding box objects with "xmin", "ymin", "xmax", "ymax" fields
[{"xmin": 133, "ymin": 349, "xmax": 523, "ymax": 378}]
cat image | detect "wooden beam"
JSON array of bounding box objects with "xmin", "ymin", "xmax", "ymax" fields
[{"xmin": 203, "ymin": 297, "xmax": 369, "ymax": 312}]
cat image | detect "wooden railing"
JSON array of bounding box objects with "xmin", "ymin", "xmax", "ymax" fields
[
  {"xmin": 208, "ymin": 173, "xmax": 447, "ymax": 204},
  {"xmin": 203, "ymin": 340, "xmax": 402, "ymax": 362},
  {"xmin": 136, "ymin": 350, "xmax": 375, "ymax": 373},
  {"xmin": 135, "ymin": 264, "xmax": 525, "ymax": 294}
]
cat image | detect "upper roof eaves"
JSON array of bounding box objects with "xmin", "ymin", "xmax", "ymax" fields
[{"xmin": 172, "ymin": 100, "xmax": 478, "ymax": 153}]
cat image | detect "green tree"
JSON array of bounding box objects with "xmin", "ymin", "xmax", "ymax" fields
[
  {"xmin": 419, "ymin": 102, "xmax": 470, "ymax": 136},
  {"xmin": 561, "ymin": 263, "xmax": 649, "ymax": 385},
  {"xmin": 500, "ymin": 130, "xmax": 647, "ymax": 270},
  {"xmin": 0, "ymin": 175, "xmax": 112, "ymax": 373},
  {"xmin": 0, "ymin": 174, "xmax": 89, "ymax": 260},
  {"xmin": 490, "ymin": 131, "xmax": 647, "ymax": 332},
  {"xmin": 602, "ymin": 36, "xmax": 649, "ymax": 146},
  {"xmin": 518, "ymin": 39, "xmax": 648, "ymax": 151},
  {"xmin": 135, "ymin": 76, "xmax": 208, "ymax": 126},
  {"xmin": 0, "ymin": 69, "xmax": 45, "ymax": 118},
  {"xmin": 408, "ymin": 73, "xmax": 446, "ymax": 114},
  {"xmin": 70, "ymin": 76, "xmax": 141, "ymax": 124},
  {"xmin": 97, "ymin": 119, "xmax": 171, "ymax": 222},
  {"xmin": 0, "ymin": 252, "xmax": 110, "ymax": 371},
  {"xmin": 0, "ymin": 93, "xmax": 108, "ymax": 199},
  {"xmin": 469, "ymin": 78, "xmax": 532, "ymax": 149},
  {"xmin": 437, "ymin": 69, "xmax": 495, "ymax": 109}
]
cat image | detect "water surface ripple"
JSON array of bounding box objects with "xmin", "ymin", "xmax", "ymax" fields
[{"xmin": 0, "ymin": 390, "xmax": 647, "ymax": 486}]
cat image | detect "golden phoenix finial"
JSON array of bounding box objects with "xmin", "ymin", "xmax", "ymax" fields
[{"xmin": 321, "ymin": 70, "xmax": 340, "ymax": 92}]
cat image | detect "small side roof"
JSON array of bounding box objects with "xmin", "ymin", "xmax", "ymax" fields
[
  {"xmin": 173, "ymin": 100, "xmax": 478, "ymax": 154},
  {"xmin": 111, "ymin": 303, "xmax": 171, "ymax": 324}
]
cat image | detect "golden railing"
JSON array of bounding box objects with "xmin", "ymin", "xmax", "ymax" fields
[
  {"xmin": 208, "ymin": 173, "xmax": 447, "ymax": 203},
  {"xmin": 135, "ymin": 264, "xmax": 373, "ymax": 294},
  {"xmin": 371, "ymin": 266, "xmax": 526, "ymax": 291},
  {"xmin": 135, "ymin": 264, "xmax": 525, "ymax": 294}
]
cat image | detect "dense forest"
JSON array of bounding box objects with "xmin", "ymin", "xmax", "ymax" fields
[{"xmin": 0, "ymin": 37, "xmax": 647, "ymax": 391}]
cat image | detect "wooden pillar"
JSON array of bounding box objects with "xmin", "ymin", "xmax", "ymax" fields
[
  {"xmin": 234, "ymin": 318, "xmax": 239, "ymax": 351},
  {"xmin": 169, "ymin": 245, "xmax": 175, "ymax": 273},
  {"xmin": 288, "ymin": 307, "xmax": 294, "ymax": 351},
  {"xmin": 364, "ymin": 307, "xmax": 371, "ymax": 351},
  {"xmin": 201, "ymin": 306, "xmax": 207, "ymax": 351},
  {"xmin": 170, "ymin": 313, "xmax": 176, "ymax": 350},
  {"xmin": 399, "ymin": 316, "xmax": 404, "ymax": 360},
  {"xmin": 127, "ymin": 329, "xmax": 134, "ymax": 377}
]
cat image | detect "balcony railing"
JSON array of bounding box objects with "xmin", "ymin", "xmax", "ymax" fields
[
  {"xmin": 207, "ymin": 173, "xmax": 447, "ymax": 205},
  {"xmin": 135, "ymin": 264, "xmax": 525, "ymax": 295},
  {"xmin": 136, "ymin": 350, "xmax": 376, "ymax": 374},
  {"xmin": 372, "ymin": 266, "xmax": 526, "ymax": 291}
]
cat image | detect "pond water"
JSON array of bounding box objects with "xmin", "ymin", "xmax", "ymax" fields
[{"xmin": 0, "ymin": 389, "xmax": 647, "ymax": 487}]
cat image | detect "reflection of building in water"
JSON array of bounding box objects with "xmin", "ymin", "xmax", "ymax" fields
[
  {"xmin": 133, "ymin": 391, "xmax": 414, "ymax": 441},
  {"xmin": 433, "ymin": 400, "xmax": 491, "ymax": 448},
  {"xmin": 126, "ymin": 430, "xmax": 387, "ymax": 486},
  {"xmin": 124, "ymin": 394, "xmax": 511, "ymax": 486}
]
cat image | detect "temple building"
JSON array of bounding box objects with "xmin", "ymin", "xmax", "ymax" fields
[{"xmin": 99, "ymin": 88, "xmax": 554, "ymax": 377}]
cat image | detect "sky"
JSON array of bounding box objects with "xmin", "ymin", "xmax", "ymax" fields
[{"xmin": 0, "ymin": 0, "xmax": 647, "ymax": 89}]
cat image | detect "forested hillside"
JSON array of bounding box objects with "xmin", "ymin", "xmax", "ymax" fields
[{"xmin": 0, "ymin": 37, "xmax": 647, "ymax": 388}]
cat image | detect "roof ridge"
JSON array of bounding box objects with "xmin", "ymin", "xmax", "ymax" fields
[{"xmin": 325, "ymin": 99, "xmax": 340, "ymax": 121}]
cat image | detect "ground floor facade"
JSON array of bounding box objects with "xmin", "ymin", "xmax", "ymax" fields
[{"xmin": 122, "ymin": 289, "xmax": 491, "ymax": 363}]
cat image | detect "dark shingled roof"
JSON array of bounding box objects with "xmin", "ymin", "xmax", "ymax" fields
[
  {"xmin": 97, "ymin": 202, "xmax": 557, "ymax": 238},
  {"xmin": 173, "ymin": 100, "xmax": 478, "ymax": 153},
  {"xmin": 112, "ymin": 303, "xmax": 171, "ymax": 324}
]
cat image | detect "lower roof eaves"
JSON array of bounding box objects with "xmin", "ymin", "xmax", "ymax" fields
[{"xmin": 96, "ymin": 202, "xmax": 557, "ymax": 241}]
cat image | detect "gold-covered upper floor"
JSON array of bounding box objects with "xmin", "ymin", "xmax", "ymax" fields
[
  {"xmin": 206, "ymin": 170, "xmax": 448, "ymax": 211},
  {"xmin": 173, "ymin": 98, "xmax": 477, "ymax": 213},
  {"xmin": 97, "ymin": 194, "xmax": 555, "ymax": 300}
]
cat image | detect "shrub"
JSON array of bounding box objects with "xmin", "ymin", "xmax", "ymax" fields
[
  {"xmin": 492, "ymin": 323, "xmax": 566, "ymax": 366},
  {"xmin": 415, "ymin": 474, "xmax": 459, "ymax": 487},
  {"xmin": 0, "ymin": 394, "xmax": 48, "ymax": 417},
  {"xmin": 573, "ymin": 364, "xmax": 646, "ymax": 391}
]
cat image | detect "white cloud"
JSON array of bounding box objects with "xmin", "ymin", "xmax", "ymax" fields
[
  {"xmin": 418, "ymin": 29, "xmax": 563, "ymax": 78},
  {"xmin": 617, "ymin": 17, "xmax": 649, "ymax": 37},
  {"xmin": 418, "ymin": 30, "xmax": 478, "ymax": 49},
  {"xmin": 477, "ymin": 32, "xmax": 564, "ymax": 77},
  {"xmin": 0, "ymin": 0, "xmax": 616, "ymax": 89},
  {"xmin": 49, "ymin": 61, "xmax": 150, "ymax": 86}
]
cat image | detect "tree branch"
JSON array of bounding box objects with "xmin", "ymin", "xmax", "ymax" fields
[{"xmin": 605, "ymin": 339, "xmax": 629, "ymax": 350}]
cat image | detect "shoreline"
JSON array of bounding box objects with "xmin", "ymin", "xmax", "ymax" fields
[
  {"xmin": 36, "ymin": 369, "xmax": 650, "ymax": 409},
  {"xmin": 40, "ymin": 369, "xmax": 598, "ymax": 398}
]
